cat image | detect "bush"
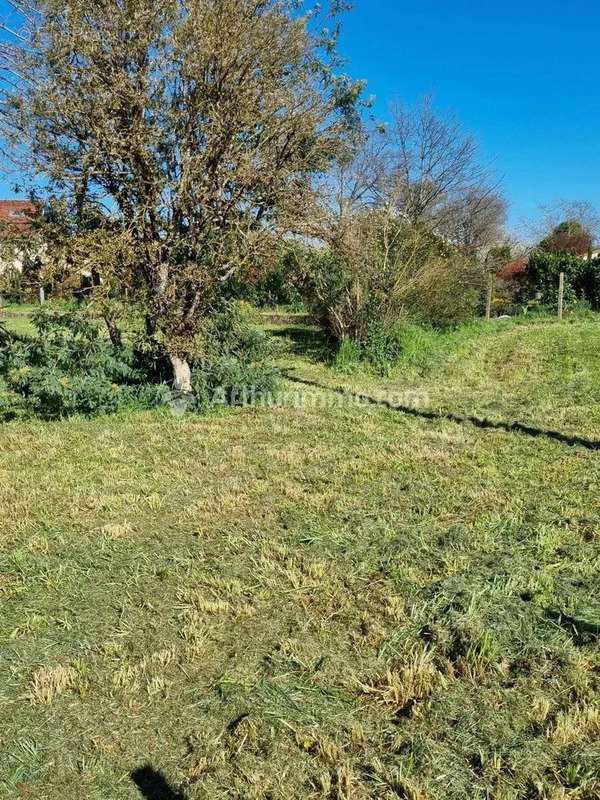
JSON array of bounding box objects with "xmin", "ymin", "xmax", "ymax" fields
[
  {"xmin": 192, "ymin": 303, "xmax": 280, "ymax": 409},
  {"xmin": 333, "ymin": 326, "xmax": 404, "ymax": 377},
  {"xmin": 300, "ymin": 212, "xmax": 483, "ymax": 372},
  {"xmin": 389, "ymin": 322, "xmax": 441, "ymax": 371},
  {"xmin": 298, "ymin": 220, "xmax": 423, "ymax": 347},
  {"xmin": 581, "ymin": 257, "xmax": 600, "ymax": 310},
  {"xmin": 525, "ymin": 251, "xmax": 591, "ymax": 309},
  {"xmin": 0, "ymin": 307, "xmax": 170, "ymax": 420},
  {"xmin": 402, "ymin": 254, "xmax": 484, "ymax": 327},
  {"xmin": 0, "ymin": 303, "xmax": 281, "ymax": 419},
  {"xmin": 303, "ymin": 214, "xmax": 483, "ymax": 338},
  {"xmin": 224, "ymin": 247, "xmax": 306, "ymax": 310},
  {"xmin": 0, "ymin": 373, "xmax": 26, "ymax": 420},
  {"xmin": 333, "ymin": 338, "xmax": 361, "ymax": 374}
]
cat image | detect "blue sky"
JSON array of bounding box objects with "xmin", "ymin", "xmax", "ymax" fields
[
  {"xmin": 0, "ymin": 0, "xmax": 598, "ymax": 233},
  {"xmin": 338, "ymin": 0, "xmax": 600, "ymax": 232}
]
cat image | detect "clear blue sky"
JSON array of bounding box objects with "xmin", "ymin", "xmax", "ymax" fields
[
  {"xmin": 1, "ymin": 0, "xmax": 598, "ymax": 233},
  {"xmin": 338, "ymin": 0, "xmax": 600, "ymax": 232}
]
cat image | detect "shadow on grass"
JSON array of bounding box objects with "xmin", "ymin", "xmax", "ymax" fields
[
  {"xmin": 271, "ymin": 325, "xmax": 332, "ymax": 362},
  {"xmin": 546, "ymin": 608, "xmax": 600, "ymax": 644},
  {"xmin": 131, "ymin": 766, "xmax": 185, "ymax": 800},
  {"xmin": 286, "ymin": 373, "xmax": 600, "ymax": 452}
]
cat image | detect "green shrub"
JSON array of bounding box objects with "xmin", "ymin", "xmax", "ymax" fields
[
  {"xmin": 333, "ymin": 338, "xmax": 361, "ymax": 374},
  {"xmin": 581, "ymin": 257, "xmax": 600, "ymax": 310},
  {"xmin": 0, "ymin": 307, "xmax": 170, "ymax": 419},
  {"xmin": 311, "ymin": 223, "xmax": 485, "ymax": 376},
  {"xmin": 359, "ymin": 324, "xmax": 404, "ymax": 375},
  {"xmin": 251, "ymin": 249, "xmax": 306, "ymax": 310},
  {"xmin": 225, "ymin": 247, "xmax": 306, "ymax": 310},
  {"xmin": 402, "ymin": 254, "xmax": 484, "ymax": 327},
  {"xmin": 192, "ymin": 303, "xmax": 280, "ymax": 409},
  {"xmin": 391, "ymin": 322, "xmax": 441, "ymax": 371},
  {"xmin": 525, "ymin": 251, "xmax": 589, "ymax": 309},
  {"xmin": 0, "ymin": 375, "xmax": 26, "ymax": 421},
  {"xmin": 1, "ymin": 304, "xmax": 282, "ymax": 419},
  {"xmin": 300, "ymin": 213, "xmax": 483, "ymax": 361},
  {"xmin": 334, "ymin": 325, "xmax": 404, "ymax": 377}
]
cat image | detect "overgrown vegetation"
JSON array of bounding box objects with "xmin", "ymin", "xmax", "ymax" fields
[
  {"xmin": 301, "ymin": 217, "xmax": 484, "ymax": 344},
  {"xmin": 0, "ymin": 307, "xmax": 166, "ymax": 420},
  {"xmin": 526, "ymin": 251, "xmax": 600, "ymax": 310},
  {"xmin": 0, "ymin": 317, "xmax": 599, "ymax": 799},
  {"xmin": 192, "ymin": 304, "xmax": 280, "ymax": 409},
  {"xmin": 0, "ymin": 303, "xmax": 279, "ymax": 419}
]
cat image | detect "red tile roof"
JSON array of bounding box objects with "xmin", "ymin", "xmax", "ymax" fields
[{"xmin": 0, "ymin": 200, "xmax": 38, "ymax": 233}]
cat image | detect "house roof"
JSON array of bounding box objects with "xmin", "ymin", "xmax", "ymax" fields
[{"xmin": 0, "ymin": 200, "xmax": 38, "ymax": 233}]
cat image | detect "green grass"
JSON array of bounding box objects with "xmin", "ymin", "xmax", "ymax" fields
[
  {"xmin": 277, "ymin": 315, "xmax": 600, "ymax": 441},
  {"xmin": 1, "ymin": 301, "xmax": 73, "ymax": 337},
  {"xmin": 1, "ymin": 316, "xmax": 599, "ymax": 799},
  {"xmin": 0, "ymin": 302, "xmax": 39, "ymax": 314},
  {"xmin": 0, "ymin": 316, "xmax": 35, "ymax": 336},
  {"xmin": 0, "ymin": 303, "xmax": 37, "ymax": 336}
]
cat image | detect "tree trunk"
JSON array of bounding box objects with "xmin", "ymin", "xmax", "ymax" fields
[
  {"xmin": 103, "ymin": 315, "xmax": 123, "ymax": 349},
  {"xmin": 145, "ymin": 314, "xmax": 157, "ymax": 338},
  {"xmin": 170, "ymin": 354, "xmax": 194, "ymax": 413}
]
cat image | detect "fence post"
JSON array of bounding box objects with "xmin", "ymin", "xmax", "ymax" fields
[
  {"xmin": 485, "ymin": 270, "xmax": 494, "ymax": 320},
  {"xmin": 39, "ymin": 285, "xmax": 46, "ymax": 305},
  {"xmin": 558, "ymin": 272, "xmax": 565, "ymax": 320}
]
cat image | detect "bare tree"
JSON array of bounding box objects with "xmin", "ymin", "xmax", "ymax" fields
[
  {"xmin": 306, "ymin": 126, "xmax": 388, "ymax": 251},
  {"xmin": 437, "ymin": 186, "xmax": 507, "ymax": 253},
  {"xmin": 385, "ymin": 97, "xmax": 504, "ymax": 248},
  {"xmin": 302, "ymin": 126, "xmax": 488, "ymax": 340},
  {"xmin": 327, "ymin": 128, "xmax": 388, "ymax": 223},
  {"xmin": 540, "ymin": 201, "xmax": 599, "ymax": 237},
  {"xmin": 0, "ymin": 0, "xmax": 357, "ymax": 396}
]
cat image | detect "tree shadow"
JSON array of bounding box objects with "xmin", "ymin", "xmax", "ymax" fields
[
  {"xmin": 131, "ymin": 766, "xmax": 186, "ymax": 800},
  {"xmin": 285, "ymin": 373, "xmax": 600, "ymax": 452},
  {"xmin": 545, "ymin": 608, "xmax": 600, "ymax": 645}
]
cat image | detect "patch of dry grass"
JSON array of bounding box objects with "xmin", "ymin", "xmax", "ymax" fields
[
  {"xmin": 26, "ymin": 664, "xmax": 80, "ymax": 705},
  {"xmin": 0, "ymin": 318, "xmax": 599, "ymax": 798}
]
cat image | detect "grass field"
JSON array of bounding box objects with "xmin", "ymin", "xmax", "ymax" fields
[
  {"xmin": 1, "ymin": 315, "xmax": 599, "ymax": 799},
  {"xmin": 0, "ymin": 303, "xmax": 38, "ymax": 337}
]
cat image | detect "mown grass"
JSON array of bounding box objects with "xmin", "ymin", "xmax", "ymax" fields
[
  {"xmin": 0, "ymin": 303, "xmax": 39, "ymax": 314},
  {"xmin": 278, "ymin": 315, "xmax": 600, "ymax": 442},
  {"xmin": 0, "ymin": 316, "xmax": 599, "ymax": 799},
  {"xmin": 0, "ymin": 307, "xmax": 36, "ymax": 337},
  {"xmin": 1, "ymin": 300, "xmax": 71, "ymax": 337}
]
